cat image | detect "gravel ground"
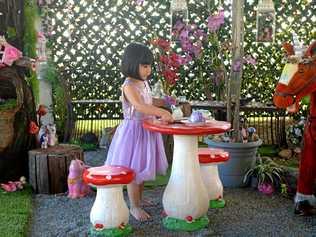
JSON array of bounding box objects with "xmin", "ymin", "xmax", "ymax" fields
[{"xmin": 28, "ymin": 149, "xmax": 316, "ymax": 237}]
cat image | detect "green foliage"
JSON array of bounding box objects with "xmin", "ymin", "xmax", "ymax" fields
[
  {"xmin": 45, "ymin": 60, "xmax": 67, "ymax": 138},
  {"xmin": 258, "ymin": 145, "xmax": 280, "ymax": 157},
  {"xmin": 0, "ymin": 99, "xmax": 17, "ymax": 111},
  {"xmin": 286, "ymin": 117, "xmax": 305, "ymax": 147},
  {"xmin": 23, "ymin": 0, "xmax": 38, "ymax": 58},
  {"xmin": 0, "ymin": 186, "xmax": 33, "ymax": 237},
  {"xmin": 70, "ymin": 139, "xmax": 97, "ymax": 151},
  {"xmin": 243, "ymin": 156, "xmax": 285, "ymax": 186},
  {"xmin": 6, "ymin": 27, "xmax": 17, "ymax": 40},
  {"xmin": 23, "ymin": 0, "xmax": 39, "ymax": 103},
  {"xmin": 27, "ymin": 72, "xmax": 39, "ymax": 104}
]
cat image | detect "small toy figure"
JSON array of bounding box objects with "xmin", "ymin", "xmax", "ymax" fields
[
  {"xmin": 67, "ymin": 159, "xmax": 90, "ymax": 198},
  {"xmin": 41, "ymin": 134, "xmax": 48, "ymax": 149},
  {"xmin": 46, "ymin": 124, "xmax": 58, "ymax": 146},
  {"xmin": 38, "ymin": 125, "xmax": 48, "ymax": 149}
]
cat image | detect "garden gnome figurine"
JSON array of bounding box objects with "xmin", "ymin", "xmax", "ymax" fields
[{"xmin": 67, "ymin": 159, "xmax": 90, "ymax": 198}]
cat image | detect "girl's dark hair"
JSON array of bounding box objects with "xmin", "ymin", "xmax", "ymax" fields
[{"xmin": 121, "ymin": 42, "xmax": 153, "ymax": 80}]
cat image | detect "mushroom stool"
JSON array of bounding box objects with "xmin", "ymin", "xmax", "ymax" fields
[
  {"xmin": 198, "ymin": 148, "xmax": 230, "ymax": 208},
  {"xmin": 83, "ymin": 165, "xmax": 135, "ymax": 237}
]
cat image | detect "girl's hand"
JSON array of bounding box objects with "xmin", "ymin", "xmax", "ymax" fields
[{"xmin": 160, "ymin": 110, "xmax": 174, "ymax": 123}]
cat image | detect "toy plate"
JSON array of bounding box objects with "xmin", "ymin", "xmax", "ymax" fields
[{"xmin": 180, "ymin": 119, "xmax": 207, "ymax": 126}]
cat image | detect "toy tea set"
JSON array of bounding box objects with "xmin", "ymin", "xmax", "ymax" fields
[{"xmin": 172, "ymin": 106, "xmax": 214, "ymax": 126}]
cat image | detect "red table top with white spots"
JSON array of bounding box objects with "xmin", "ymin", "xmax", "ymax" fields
[{"xmin": 143, "ymin": 119, "xmax": 231, "ymax": 136}]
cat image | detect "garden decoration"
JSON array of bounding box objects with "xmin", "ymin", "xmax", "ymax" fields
[
  {"xmin": 243, "ymin": 156, "xmax": 284, "ymax": 195},
  {"xmin": 273, "ymin": 40, "xmax": 316, "ymax": 216},
  {"xmin": 198, "ymin": 148, "xmax": 230, "ymax": 208},
  {"xmin": 0, "ymin": 68, "xmax": 23, "ymax": 152},
  {"xmin": 83, "ymin": 165, "xmax": 135, "ymax": 237},
  {"xmin": 0, "ymin": 176, "xmax": 26, "ymax": 192},
  {"xmin": 143, "ymin": 119, "xmax": 230, "ymax": 231},
  {"xmin": 0, "ymin": 36, "xmax": 22, "ymax": 67},
  {"xmin": 29, "ymin": 144, "xmax": 84, "ymax": 194},
  {"xmin": 37, "ymin": 123, "xmax": 58, "ymax": 148},
  {"xmin": 256, "ymin": 0, "xmax": 276, "ymax": 43},
  {"xmin": 67, "ymin": 159, "xmax": 90, "ymax": 199}
]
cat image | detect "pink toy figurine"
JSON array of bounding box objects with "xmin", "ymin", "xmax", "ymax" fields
[{"xmin": 67, "ymin": 159, "xmax": 90, "ymax": 198}]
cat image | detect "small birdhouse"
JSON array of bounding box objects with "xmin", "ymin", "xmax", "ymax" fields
[
  {"xmin": 170, "ymin": 0, "xmax": 188, "ymax": 40},
  {"xmin": 256, "ymin": 0, "xmax": 276, "ymax": 43}
]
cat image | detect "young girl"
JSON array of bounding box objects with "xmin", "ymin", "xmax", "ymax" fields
[{"xmin": 105, "ymin": 42, "xmax": 174, "ymax": 221}]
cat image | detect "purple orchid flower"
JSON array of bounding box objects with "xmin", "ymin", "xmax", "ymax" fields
[
  {"xmin": 244, "ymin": 55, "xmax": 256, "ymax": 65},
  {"xmin": 207, "ymin": 10, "xmax": 225, "ymax": 32},
  {"xmin": 193, "ymin": 29, "xmax": 207, "ymax": 40},
  {"xmin": 179, "ymin": 29, "xmax": 190, "ymax": 42},
  {"xmin": 184, "ymin": 54, "xmax": 193, "ymax": 64},
  {"xmin": 135, "ymin": 0, "xmax": 144, "ymax": 6},
  {"xmin": 192, "ymin": 42, "xmax": 202, "ymax": 58},
  {"xmin": 232, "ymin": 59, "xmax": 242, "ymax": 72},
  {"xmin": 180, "ymin": 39, "xmax": 193, "ymax": 52},
  {"xmin": 174, "ymin": 20, "xmax": 185, "ymax": 31}
]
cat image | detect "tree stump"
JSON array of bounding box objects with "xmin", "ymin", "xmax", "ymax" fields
[{"xmin": 28, "ymin": 144, "xmax": 83, "ymax": 194}]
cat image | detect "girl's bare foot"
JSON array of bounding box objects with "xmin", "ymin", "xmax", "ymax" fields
[
  {"xmin": 142, "ymin": 198, "xmax": 154, "ymax": 207},
  {"xmin": 130, "ymin": 207, "xmax": 151, "ymax": 221}
]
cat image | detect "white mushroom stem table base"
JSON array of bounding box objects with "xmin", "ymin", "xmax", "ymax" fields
[
  {"xmin": 163, "ymin": 135, "xmax": 209, "ymax": 230},
  {"xmin": 143, "ymin": 119, "xmax": 231, "ymax": 231}
]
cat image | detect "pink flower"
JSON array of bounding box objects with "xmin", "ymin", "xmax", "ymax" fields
[
  {"xmin": 2, "ymin": 44, "xmax": 22, "ymax": 66},
  {"xmin": 207, "ymin": 10, "xmax": 225, "ymax": 32},
  {"xmin": 258, "ymin": 183, "xmax": 274, "ymax": 195}
]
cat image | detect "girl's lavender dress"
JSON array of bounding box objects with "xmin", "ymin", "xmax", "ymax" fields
[{"xmin": 105, "ymin": 79, "xmax": 168, "ymax": 184}]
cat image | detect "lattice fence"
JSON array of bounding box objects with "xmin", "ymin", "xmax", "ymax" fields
[{"xmin": 42, "ymin": 0, "xmax": 315, "ymax": 118}]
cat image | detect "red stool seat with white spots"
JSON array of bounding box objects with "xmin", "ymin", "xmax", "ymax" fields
[
  {"xmin": 198, "ymin": 148, "xmax": 230, "ymax": 208},
  {"xmin": 198, "ymin": 148, "xmax": 230, "ymax": 164},
  {"xmin": 83, "ymin": 165, "xmax": 134, "ymax": 235}
]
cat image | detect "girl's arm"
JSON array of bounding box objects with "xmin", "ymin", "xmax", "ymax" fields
[
  {"xmin": 152, "ymin": 98, "xmax": 165, "ymax": 107},
  {"xmin": 152, "ymin": 96, "xmax": 177, "ymax": 108},
  {"xmin": 124, "ymin": 85, "xmax": 174, "ymax": 122}
]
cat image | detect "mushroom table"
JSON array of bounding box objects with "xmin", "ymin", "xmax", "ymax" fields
[{"xmin": 143, "ymin": 119, "xmax": 231, "ymax": 231}]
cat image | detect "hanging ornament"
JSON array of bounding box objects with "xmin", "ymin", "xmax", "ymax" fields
[
  {"xmin": 170, "ymin": 0, "xmax": 188, "ymax": 40},
  {"xmin": 256, "ymin": 0, "xmax": 276, "ymax": 43}
]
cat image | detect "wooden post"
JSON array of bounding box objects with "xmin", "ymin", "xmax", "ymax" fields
[
  {"xmin": 28, "ymin": 144, "xmax": 84, "ymax": 194},
  {"xmin": 227, "ymin": 0, "xmax": 245, "ymax": 141}
]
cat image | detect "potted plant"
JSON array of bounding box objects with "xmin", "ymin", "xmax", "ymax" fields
[
  {"xmin": 243, "ymin": 156, "xmax": 285, "ymax": 195},
  {"xmin": 202, "ymin": 2, "xmax": 262, "ymax": 187}
]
